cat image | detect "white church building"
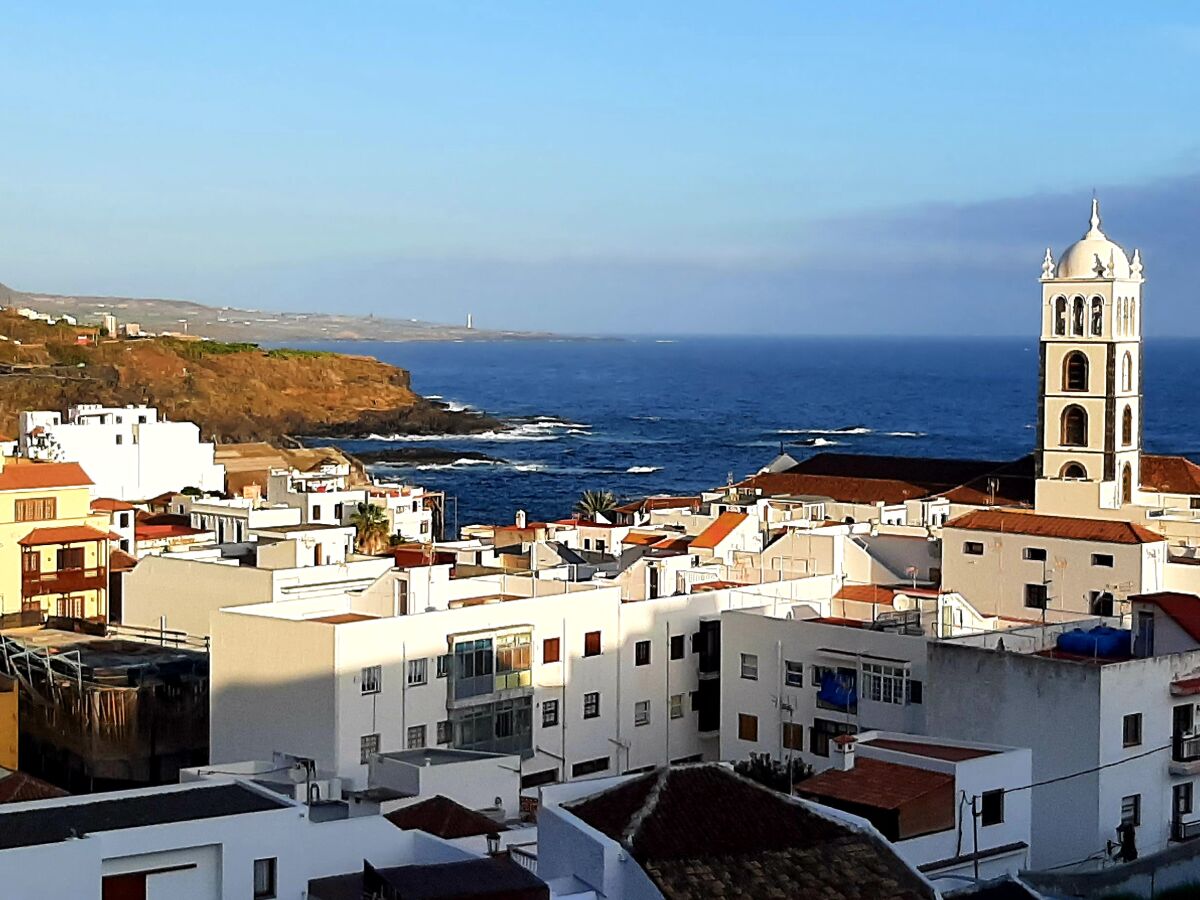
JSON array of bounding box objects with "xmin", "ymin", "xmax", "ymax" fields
[{"xmin": 18, "ymin": 405, "xmax": 225, "ymax": 501}]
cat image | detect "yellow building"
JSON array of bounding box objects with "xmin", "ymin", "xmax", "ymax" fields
[
  {"xmin": 0, "ymin": 457, "xmax": 111, "ymax": 622},
  {"xmin": 0, "ymin": 675, "xmax": 15, "ymax": 770}
]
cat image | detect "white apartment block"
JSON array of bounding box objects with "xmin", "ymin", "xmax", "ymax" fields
[
  {"xmin": 18, "ymin": 405, "xmax": 225, "ymax": 501},
  {"xmin": 174, "ymin": 493, "xmax": 303, "ymax": 543},
  {"xmin": 267, "ymin": 459, "xmax": 367, "ymax": 527}
]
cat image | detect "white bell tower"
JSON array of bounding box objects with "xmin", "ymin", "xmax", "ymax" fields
[{"xmin": 1036, "ymin": 199, "xmax": 1143, "ymax": 513}]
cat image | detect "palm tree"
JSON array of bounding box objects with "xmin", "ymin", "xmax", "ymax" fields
[
  {"xmin": 574, "ymin": 489, "xmax": 618, "ymax": 521},
  {"xmin": 349, "ymin": 502, "xmax": 390, "ymax": 554}
]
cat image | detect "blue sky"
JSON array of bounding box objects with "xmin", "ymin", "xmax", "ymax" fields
[{"xmin": 2, "ymin": 2, "xmax": 1199, "ymax": 334}]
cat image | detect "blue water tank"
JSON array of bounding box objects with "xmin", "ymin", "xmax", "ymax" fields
[{"xmin": 1055, "ymin": 625, "xmax": 1131, "ymax": 658}]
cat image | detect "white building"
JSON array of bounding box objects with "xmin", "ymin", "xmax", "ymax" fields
[
  {"xmin": 18, "ymin": 405, "xmax": 225, "ymax": 501},
  {"xmin": 267, "ymin": 457, "xmax": 367, "ymax": 527},
  {"xmin": 174, "ymin": 493, "xmax": 303, "ymax": 543}
]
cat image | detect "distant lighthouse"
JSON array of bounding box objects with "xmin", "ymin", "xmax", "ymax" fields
[{"xmin": 466, "ymin": 313, "xmax": 474, "ymax": 330}]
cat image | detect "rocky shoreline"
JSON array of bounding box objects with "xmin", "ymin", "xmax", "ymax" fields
[{"xmin": 304, "ymin": 399, "xmax": 504, "ymax": 441}]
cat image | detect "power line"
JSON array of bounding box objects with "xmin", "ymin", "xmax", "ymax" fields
[{"xmin": 1001, "ymin": 743, "xmax": 1170, "ymax": 796}]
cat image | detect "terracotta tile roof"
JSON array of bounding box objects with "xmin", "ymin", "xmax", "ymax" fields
[
  {"xmin": 690, "ymin": 511, "xmax": 749, "ymax": 550},
  {"xmin": 690, "ymin": 580, "xmax": 748, "ymax": 593},
  {"xmin": 109, "ymin": 549, "xmax": 140, "ymax": 572},
  {"xmin": 0, "ymin": 461, "xmax": 92, "ymax": 492},
  {"xmin": 310, "ymin": 613, "xmax": 378, "ymax": 625},
  {"xmin": 862, "ymin": 738, "xmax": 996, "ymax": 761},
  {"xmin": 1132, "ymin": 592, "xmax": 1200, "ymax": 643},
  {"xmin": 135, "ymin": 523, "xmax": 209, "ymax": 540},
  {"xmin": 797, "ymin": 756, "xmax": 954, "ymax": 811},
  {"xmin": 650, "ymin": 536, "xmax": 692, "ymax": 553},
  {"xmin": 385, "ymin": 795, "xmax": 508, "ymax": 839},
  {"xmin": 1141, "ymin": 454, "xmax": 1200, "ymax": 494},
  {"xmin": 91, "ymin": 498, "xmax": 136, "ymax": 512},
  {"xmin": 0, "ymin": 770, "xmax": 68, "ymax": 804},
  {"xmin": 615, "ymin": 496, "xmax": 701, "ymax": 514},
  {"xmin": 1172, "ymin": 676, "xmax": 1200, "ymax": 697},
  {"xmin": 18, "ymin": 525, "xmax": 112, "ymax": 546},
  {"xmin": 741, "ymin": 472, "xmax": 928, "ymax": 505},
  {"xmin": 565, "ymin": 765, "xmax": 934, "ymax": 900},
  {"xmin": 836, "ymin": 584, "xmax": 898, "ymax": 605},
  {"xmin": 944, "ymin": 509, "xmax": 1163, "ymax": 545},
  {"xmin": 623, "ymin": 531, "xmax": 670, "ymax": 546}
]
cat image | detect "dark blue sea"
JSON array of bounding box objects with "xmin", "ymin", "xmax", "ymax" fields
[{"xmin": 294, "ymin": 337, "xmax": 1200, "ymax": 532}]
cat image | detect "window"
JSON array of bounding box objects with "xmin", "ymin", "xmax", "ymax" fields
[
  {"xmin": 1090, "ymin": 591, "xmax": 1115, "ymax": 617},
  {"xmin": 810, "ymin": 718, "xmax": 855, "ymax": 757},
  {"xmin": 1091, "ymin": 297, "xmax": 1103, "ymax": 336},
  {"xmin": 1024, "ymin": 583, "xmax": 1048, "ymax": 609},
  {"xmin": 1022, "ymin": 547, "xmax": 1047, "ymax": 562},
  {"xmin": 1175, "ymin": 782, "xmax": 1194, "ymax": 818},
  {"xmin": 1053, "ymin": 296, "xmax": 1067, "ymax": 335},
  {"xmin": 782, "ymin": 722, "xmax": 804, "ymax": 750},
  {"xmin": 407, "ymin": 657, "xmax": 428, "ymax": 686},
  {"xmin": 453, "ymin": 638, "xmax": 494, "ymax": 700},
  {"xmin": 14, "ymin": 497, "xmax": 56, "ymax": 522},
  {"xmin": 1121, "ymin": 351, "xmax": 1133, "ymax": 392},
  {"xmin": 361, "ymin": 665, "xmax": 381, "ymax": 695},
  {"xmin": 1072, "ymin": 296, "xmax": 1085, "ymax": 335},
  {"xmin": 436, "ymin": 720, "xmax": 451, "ymax": 744},
  {"xmin": 584, "ymin": 631, "xmax": 601, "ymax": 657},
  {"xmin": 634, "ymin": 700, "xmax": 650, "ymax": 726},
  {"xmin": 114, "ymin": 434, "xmax": 123, "ymax": 445},
  {"xmin": 1191, "ymin": 497, "xmax": 1200, "ymax": 511},
  {"xmin": 522, "ymin": 768, "xmax": 559, "ymax": 789},
  {"xmin": 360, "ymin": 733, "xmax": 379, "ymax": 764},
  {"xmin": 784, "ymin": 660, "xmax": 804, "ymax": 687},
  {"xmin": 738, "ymin": 713, "xmax": 758, "ymax": 741},
  {"xmin": 1092, "ymin": 553, "xmax": 1114, "ymax": 568},
  {"xmin": 1121, "ymin": 794, "xmax": 1141, "ymax": 826},
  {"xmin": 1063, "ymin": 351, "xmax": 1089, "ymax": 391},
  {"xmin": 571, "ymin": 756, "xmax": 610, "ymax": 778},
  {"xmin": 963, "ymin": 541, "xmax": 984, "ymax": 556},
  {"xmin": 1061, "ymin": 462, "xmax": 1086, "ymax": 479},
  {"xmin": 669, "ymin": 693, "xmax": 684, "ymax": 719},
  {"xmin": 1123, "ymin": 406, "xmax": 1133, "ymax": 447},
  {"xmin": 980, "ymin": 790, "xmax": 1004, "ymax": 826},
  {"xmin": 635, "ymin": 640, "xmax": 651, "ymax": 666},
  {"xmin": 56, "ymin": 546, "xmax": 84, "ymax": 570},
  {"xmin": 253, "ymin": 858, "xmax": 277, "ymax": 899},
  {"xmin": 861, "ymin": 662, "xmax": 906, "ymax": 704},
  {"xmin": 312, "ymin": 504, "xmax": 321, "ymax": 520},
  {"xmin": 740, "ymin": 653, "xmax": 759, "ymax": 680},
  {"xmin": 1123, "ymin": 713, "xmax": 1142, "ymax": 748},
  {"xmin": 436, "ymin": 653, "xmax": 451, "ymax": 678},
  {"xmin": 670, "ymin": 634, "xmax": 685, "ymax": 660},
  {"xmin": 407, "ymin": 724, "xmax": 426, "ymax": 749},
  {"xmin": 542, "ymin": 699, "xmax": 559, "ymax": 728},
  {"xmin": 1122, "ymin": 463, "xmax": 1133, "ymax": 505},
  {"xmin": 543, "ymin": 637, "xmax": 561, "ymax": 664},
  {"xmin": 907, "ymin": 679, "xmax": 923, "ymax": 704},
  {"xmin": 583, "ymin": 692, "xmax": 600, "ymax": 719},
  {"xmin": 494, "ymin": 633, "xmax": 532, "ymax": 690},
  {"xmin": 1061, "ymin": 405, "xmax": 1087, "ymax": 447}
]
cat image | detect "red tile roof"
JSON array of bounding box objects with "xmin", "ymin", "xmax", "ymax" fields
[
  {"xmin": 945, "ymin": 509, "xmax": 1163, "ymax": 545},
  {"xmin": 740, "ymin": 472, "xmax": 926, "ymax": 505},
  {"xmin": 0, "ymin": 461, "xmax": 92, "ymax": 492},
  {"xmin": 310, "ymin": 613, "xmax": 378, "ymax": 624},
  {"xmin": 623, "ymin": 531, "xmax": 670, "ymax": 546},
  {"xmin": 1141, "ymin": 455, "xmax": 1200, "ymax": 495},
  {"xmin": 797, "ymin": 756, "xmax": 954, "ymax": 811},
  {"xmin": 690, "ymin": 511, "xmax": 749, "ymax": 550},
  {"xmin": 135, "ymin": 523, "xmax": 208, "ymax": 540},
  {"xmin": 862, "ymin": 738, "xmax": 996, "ymax": 762},
  {"xmin": 836, "ymin": 584, "xmax": 898, "ymax": 605},
  {"xmin": 1132, "ymin": 592, "xmax": 1200, "ymax": 643},
  {"xmin": 690, "ymin": 580, "xmax": 748, "ymax": 593},
  {"xmin": 91, "ymin": 498, "xmax": 136, "ymax": 512},
  {"xmin": 1172, "ymin": 676, "xmax": 1200, "ymax": 697},
  {"xmin": 385, "ymin": 795, "xmax": 508, "ymax": 839},
  {"xmin": 109, "ymin": 549, "xmax": 140, "ymax": 572},
  {"xmin": 650, "ymin": 536, "xmax": 692, "ymax": 553},
  {"xmin": 18, "ymin": 525, "xmax": 112, "ymax": 547},
  {"xmin": 615, "ymin": 496, "xmax": 701, "ymax": 514}
]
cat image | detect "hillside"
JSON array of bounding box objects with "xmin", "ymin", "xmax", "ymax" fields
[
  {"xmin": 0, "ymin": 312, "xmax": 496, "ymax": 442},
  {"xmin": 0, "ymin": 281, "xmax": 557, "ymax": 343}
]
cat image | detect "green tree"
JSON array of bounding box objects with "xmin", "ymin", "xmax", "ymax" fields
[
  {"xmin": 349, "ymin": 502, "xmax": 390, "ymax": 554},
  {"xmin": 574, "ymin": 489, "xmax": 618, "ymax": 520}
]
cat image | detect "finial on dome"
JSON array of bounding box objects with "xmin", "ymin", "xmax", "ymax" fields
[
  {"xmin": 1086, "ymin": 197, "xmax": 1104, "ymax": 238},
  {"xmin": 1041, "ymin": 247, "xmax": 1055, "ymax": 280},
  {"xmin": 1131, "ymin": 248, "xmax": 1143, "ymax": 279},
  {"xmin": 1104, "ymin": 248, "xmax": 1116, "ymax": 278}
]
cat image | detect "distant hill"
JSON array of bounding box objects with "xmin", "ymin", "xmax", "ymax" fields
[
  {"xmin": 0, "ymin": 311, "xmax": 497, "ymax": 442},
  {"xmin": 0, "ymin": 281, "xmax": 554, "ymax": 344}
]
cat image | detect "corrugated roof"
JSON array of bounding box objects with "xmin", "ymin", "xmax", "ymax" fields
[
  {"xmin": 0, "ymin": 461, "xmax": 92, "ymax": 492},
  {"xmin": 944, "ymin": 509, "xmax": 1163, "ymax": 545},
  {"xmin": 690, "ymin": 511, "xmax": 749, "ymax": 550},
  {"xmin": 18, "ymin": 525, "xmax": 112, "ymax": 547}
]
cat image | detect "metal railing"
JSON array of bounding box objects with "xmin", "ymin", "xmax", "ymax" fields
[
  {"xmin": 1173, "ymin": 731, "xmax": 1200, "ymax": 763},
  {"xmin": 508, "ymin": 844, "xmax": 538, "ymax": 874}
]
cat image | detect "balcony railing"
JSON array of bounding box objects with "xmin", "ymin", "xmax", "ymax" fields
[
  {"xmin": 22, "ymin": 567, "xmax": 106, "ymax": 598},
  {"xmin": 1173, "ymin": 731, "xmax": 1200, "ymax": 763}
]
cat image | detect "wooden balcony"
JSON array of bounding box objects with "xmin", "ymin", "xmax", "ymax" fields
[{"xmin": 22, "ymin": 567, "xmax": 107, "ymax": 598}]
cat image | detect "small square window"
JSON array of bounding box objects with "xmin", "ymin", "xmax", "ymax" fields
[
  {"xmin": 114, "ymin": 434, "xmax": 123, "ymax": 445},
  {"xmin": 436, "ymin": 720, "xmax": 451, "ymax": 744},
  {"xmin": 1121, "ymin": 793, "xmax": 1141, "ymax": 826},
  {"xmin": 670, "ymin": 634, "xmax": 685, "ymax": 660},
  {"xmin": 738, "ymin": 713, "xmax": 758, "ymax": 741},
  {"xmin": 1123, "ymin": 713, "xmax": 1142, "ymax": 748},
  {"xmin": 436, "ymin": 654, "xmax": 451, "ymax": 678},
  {"xmin": 669, "ymin": 693, "xmax": 684, "ymax": 719},
  {"xmin": 361, "ymin": 665, "xmax": 381, "ymax": 695},
  {"xmin": 980, "ymin": 789, "xmax": 1004, "ymax": 826},
  {"xmin": 907, "ymin": 679, "xmax": 924, "ymax": 704},
  {"xmin": 635, "ymin": 640, "xmax": 651, "ymax": 666},
  {"xmin": 542, "ymin": 699, "xmax": 559, "ymax": 728},
  {"xmin": 1092, "ymin": 553, "xmax": 1115, "ymax": 568},
  {"xmin": 407, "ymin": 658, "xmax": 428, "ymax": 686},
  {"xmin": 740, "ymin": 653, "xmax": 758, "ymax": 680},
  {"xmin": 543, "ymin": 637, "xmax": 561, "ymax": 663},
  {"xmin": 635, "ymin": 700, "xmax": 650, "ymax": 726},
  {"xmin": 584, "ymin": 631, "xmax": 602, "ymax": 657},
  {"xmin": 253, "ymin": 857, "xmax": 277, "ymax": 899},
  {"xmin": 1022, "ymin": 547, "xmax": 1047, "ymax": 562},
  {"xmin": 583, "ymin": 691, "xmax": 600, "ymax": 719},
  {"xmin": 964, "ymin": 541, "xmax": 984, "ymax": 556},
  {"xmin": 784, "ymin": 660, "xmax": 803, "ymax": 687},
  {"xmin": 360, "ymin": 733, "xmax": 380, "ymax": 764},
  {"xmin": 1191, "ymin": 497, "xmax": 1200, "ymax": 511},
  {"xmin": 1024, "ymin": 583, "xmax": 1048, "ymax": 609},
  {"xmin": 407, "ymin": 724, "xmax": 426, "ymax": 749}
]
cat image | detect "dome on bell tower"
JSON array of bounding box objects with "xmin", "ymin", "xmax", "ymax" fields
[{"xmin": 1054, "ymin": 198, "xmax": 1131, "ymax": 279}]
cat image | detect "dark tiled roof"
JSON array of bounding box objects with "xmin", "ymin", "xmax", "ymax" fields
[
  {"xmin": 0, "ymin": 770, "xmax": 68, "ymax": 804},
  {"xmin": 385, "ymin": 795, "xmax": 508, "ymax": 839},
  {"xmin": 945, "ymin": 875, "xmax": 1043, "ymax": 899},
  {"xmin": 945, "ymin": 509, "xmax": 1163, "ymax": 544},
  {"xmin": 564, "ymin": 764, "xmax": 934, "ymax": 900},
  {"xmin": 369, "ymin": 856, "xmax": 546, "ymax": 900},
  {"xmin": 1141, "ymin": 454, "xmax": 1200, "ymax": 494}
]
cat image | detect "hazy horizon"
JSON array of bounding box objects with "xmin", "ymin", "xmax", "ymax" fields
[{"xmin": 3, "ymin": 3, "xmax": 1200, "ymax": 336}]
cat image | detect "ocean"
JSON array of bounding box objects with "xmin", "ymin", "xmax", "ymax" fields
[{"xmin": 295, "ymin": 336, "xmax": 1200, "ymax": 531}]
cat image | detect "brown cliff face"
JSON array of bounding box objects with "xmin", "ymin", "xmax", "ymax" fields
[{"xmin": 0, "ymin": 313, "xmax": 496, "ymax": 442}]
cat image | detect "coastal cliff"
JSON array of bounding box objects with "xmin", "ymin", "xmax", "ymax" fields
[{"xmin": 0, "ymin": 312, "xmax": 495, "ymax": 442}]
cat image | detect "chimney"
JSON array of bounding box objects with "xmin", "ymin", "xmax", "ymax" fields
[
  {"xmin": 833, "ymin": 734, "xmax": 856, "ymax": 771},
  {"xmin": 515, "ymin": 509, "xmax": 527, "ymax": 529}
]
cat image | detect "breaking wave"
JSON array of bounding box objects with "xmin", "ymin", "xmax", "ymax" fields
[
  {"xmin": 626, "ymin": 465, "xmax": 662, "ymax": 474},
  {"xmin": 779, "ymin": 426, "xmax": 871, "ymax": 435}
]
